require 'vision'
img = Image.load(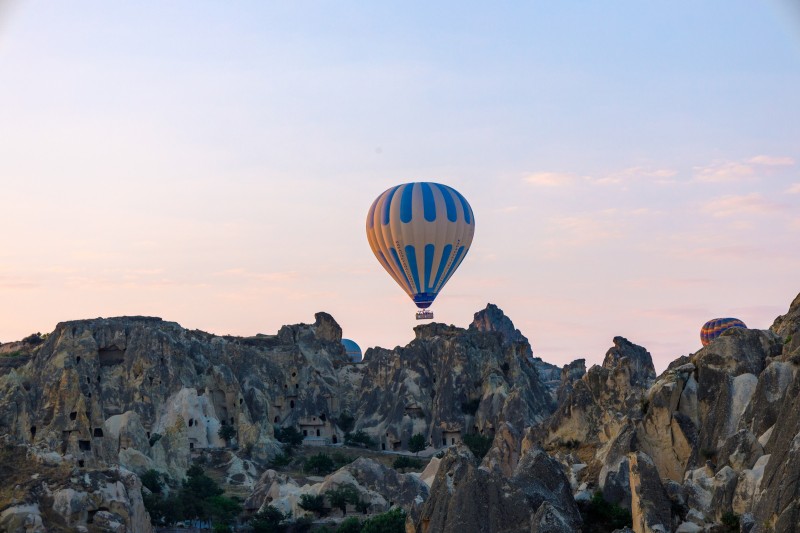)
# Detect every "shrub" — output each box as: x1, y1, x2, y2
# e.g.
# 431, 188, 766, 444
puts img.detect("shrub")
344, 430, 376, 449
336, 516, 362, 533
331, 451, 353, 468
392, 456, 422, 472
271, 453, 292, 467
462, 434, 492, 460
305, 453, 336, 476
275, 426, 304, 452
250, 505, 289, 533
218, 424, 236, 443
337, 412, 356, 433
721, 511, 740, 530
140, 469, 163, 494
408, 433, 426, 454
581, 491, 632, 530
298, 494, 327, 516
325, 484, 360, 516
360, 507, 406, 533
22, 333, 44, 345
